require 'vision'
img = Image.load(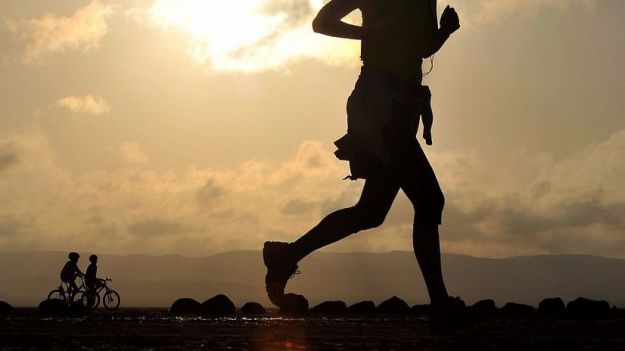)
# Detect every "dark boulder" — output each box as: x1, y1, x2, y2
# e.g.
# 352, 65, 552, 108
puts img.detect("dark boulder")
69, 300, 86, 314
38, 299, 70, 316
500, 302, 534, 317
0, 301, 13, 314
538, 297, 566, 318
280, 293, 309, 315
348, 301, 375, 314
310, 301, 348, 314
468, 299, 498, 317
411, 304, 431, 315
566, 297, 611, 319
376, 296, 410, 314
200, 294, 236, 316
170, 298, 201, 315
241, 302, 266, 315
